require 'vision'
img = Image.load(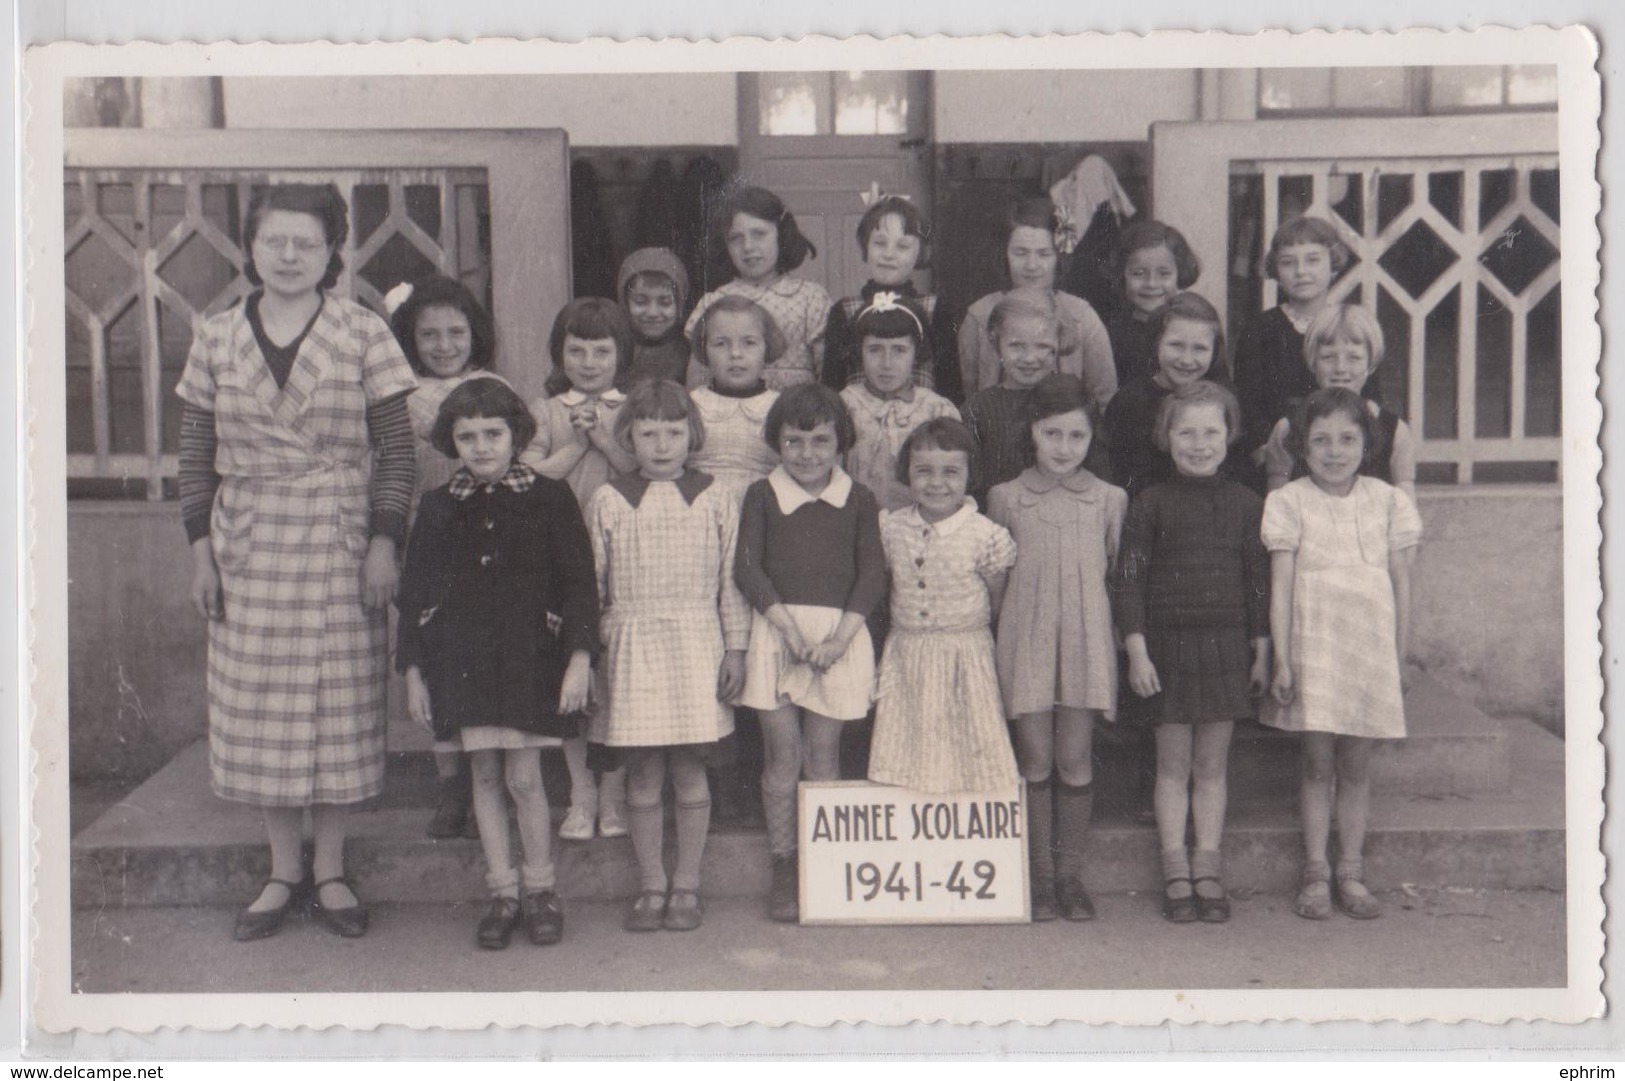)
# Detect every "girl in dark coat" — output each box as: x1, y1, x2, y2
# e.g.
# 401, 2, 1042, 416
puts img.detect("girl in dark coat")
397, 378, 599, 951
